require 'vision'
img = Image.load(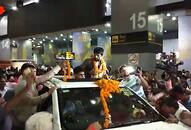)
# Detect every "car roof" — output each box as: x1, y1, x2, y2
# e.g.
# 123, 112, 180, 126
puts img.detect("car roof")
50, 78, 99, 89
